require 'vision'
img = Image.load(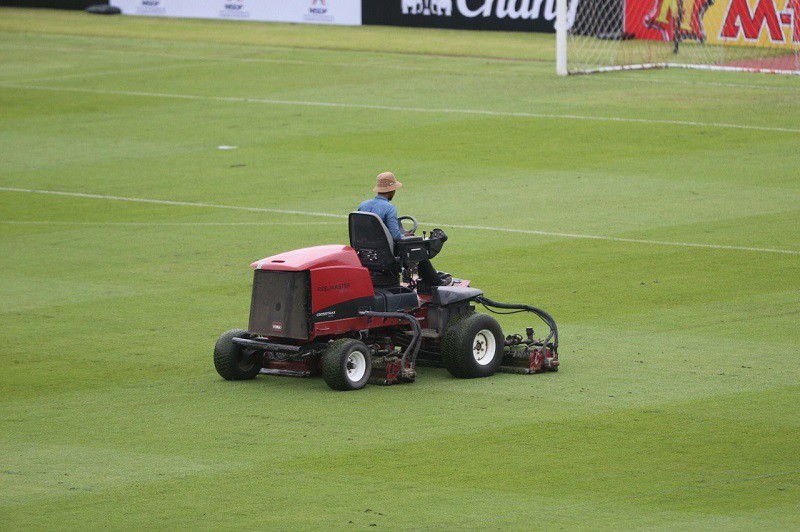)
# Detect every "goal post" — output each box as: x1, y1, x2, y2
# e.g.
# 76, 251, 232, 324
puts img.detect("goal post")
556, 0, 800, 75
